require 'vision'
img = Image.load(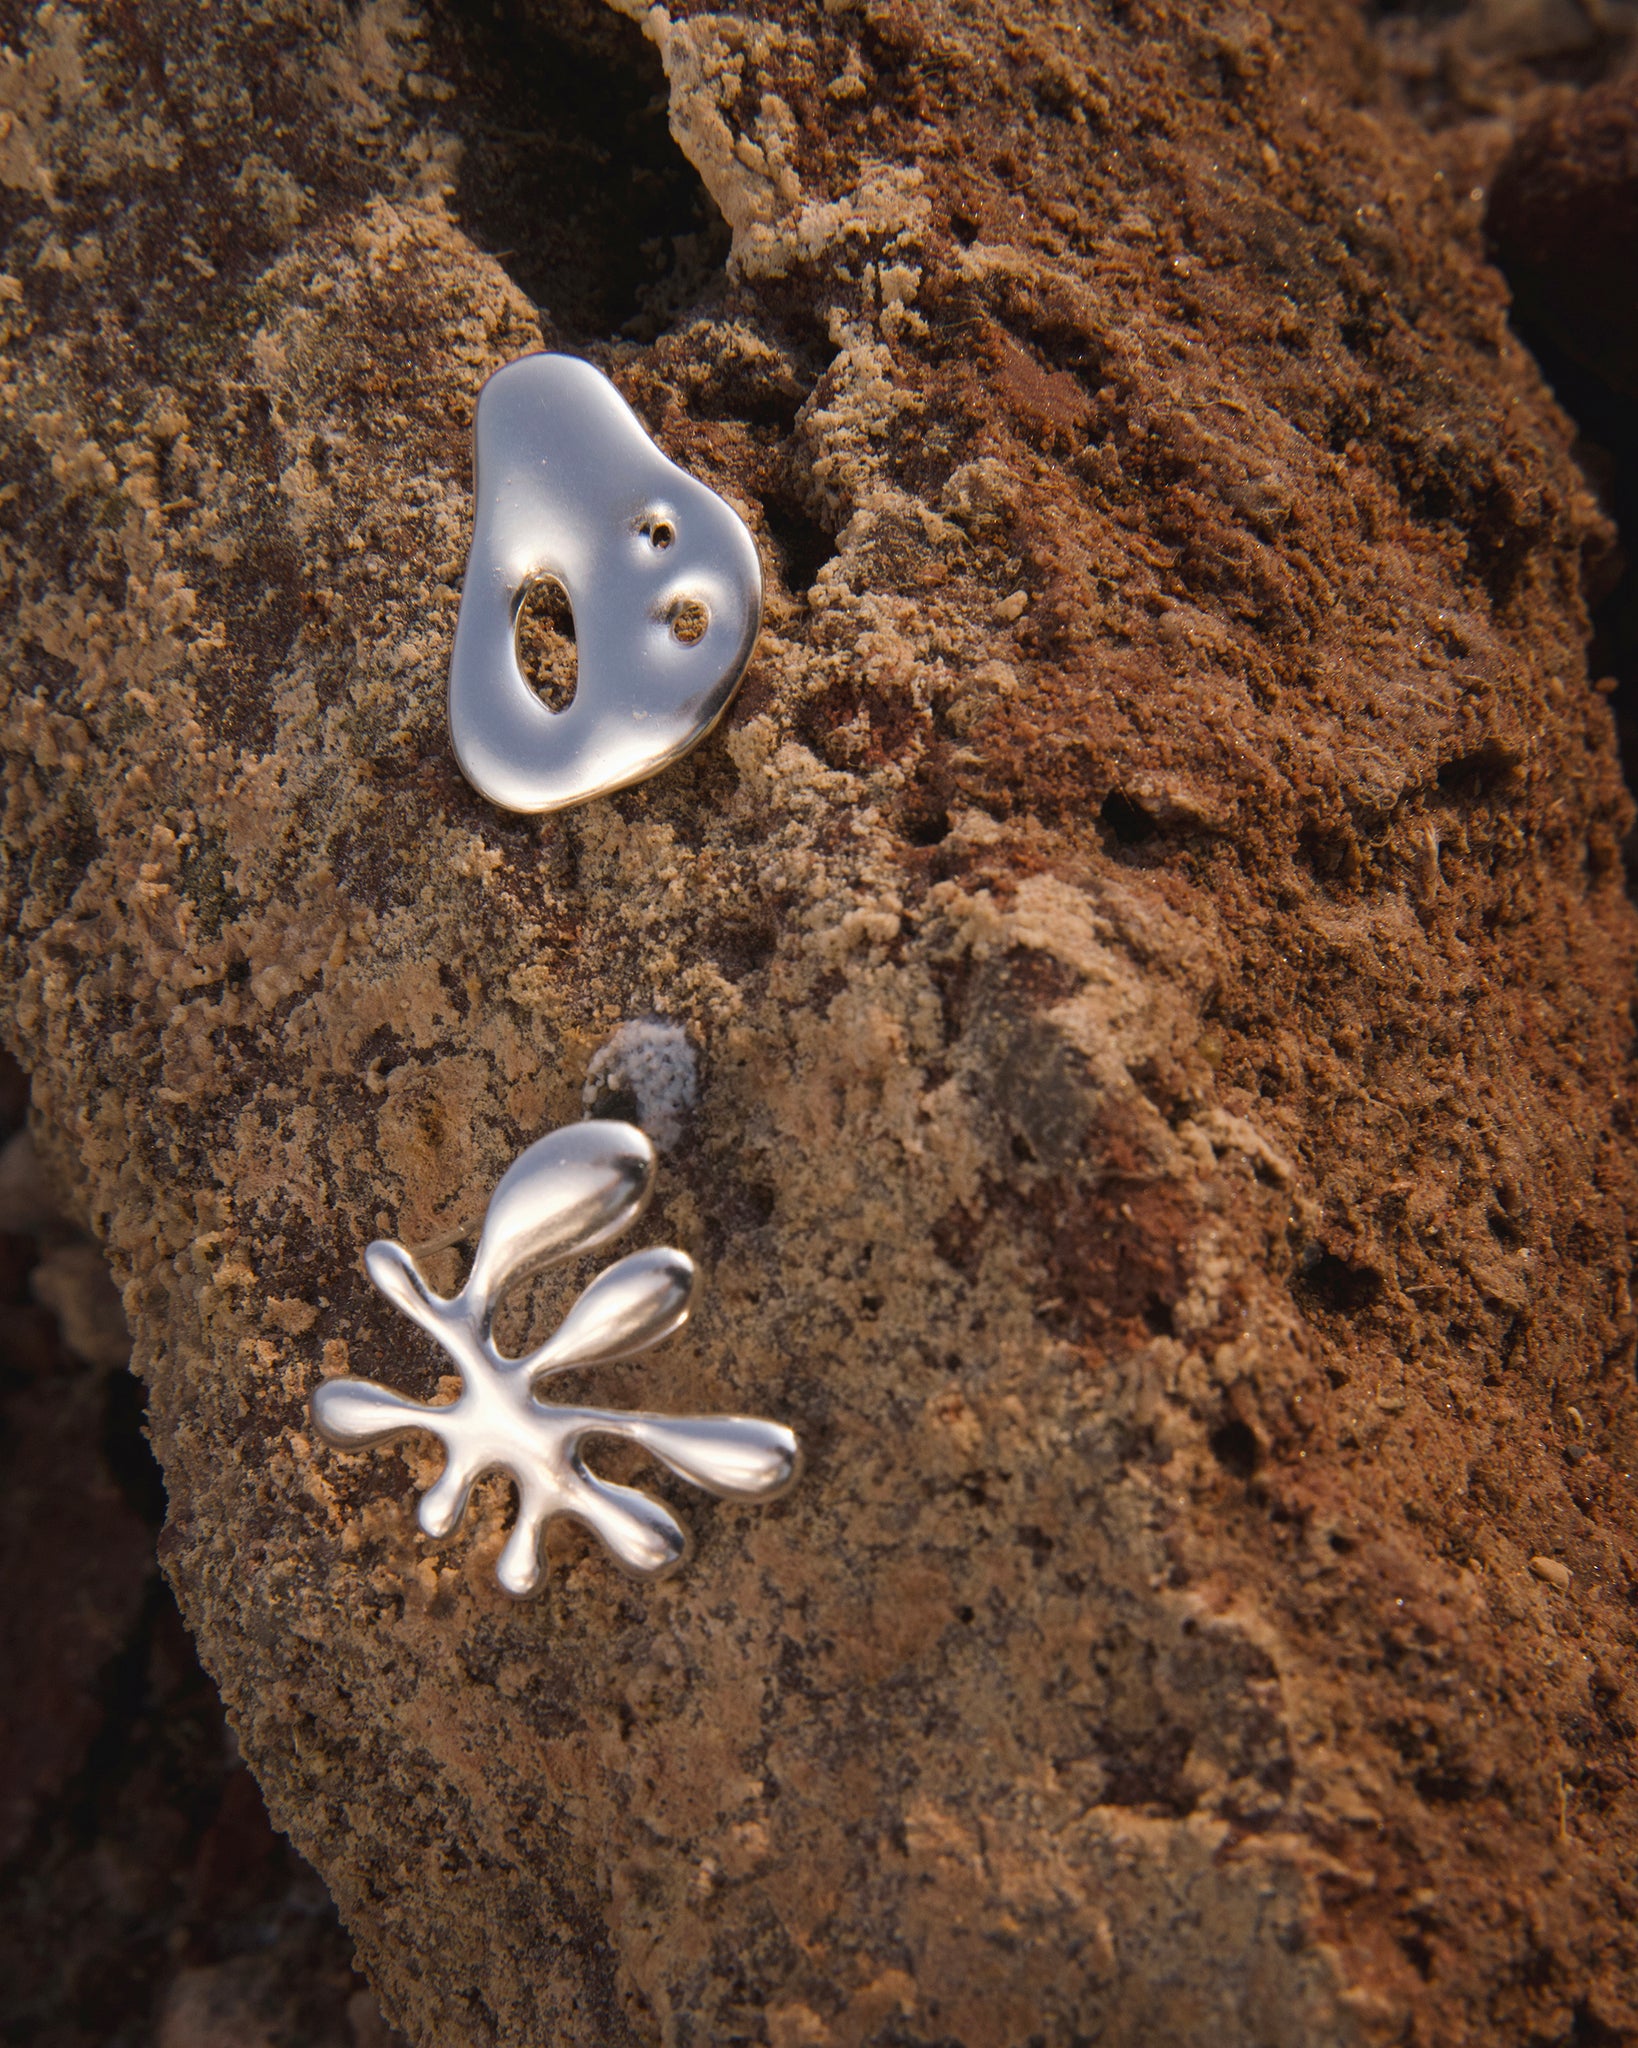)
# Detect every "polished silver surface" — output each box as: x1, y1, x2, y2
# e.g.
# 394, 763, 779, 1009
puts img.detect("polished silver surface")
312, 1121, 799, 1596
447, 353, 763, 814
